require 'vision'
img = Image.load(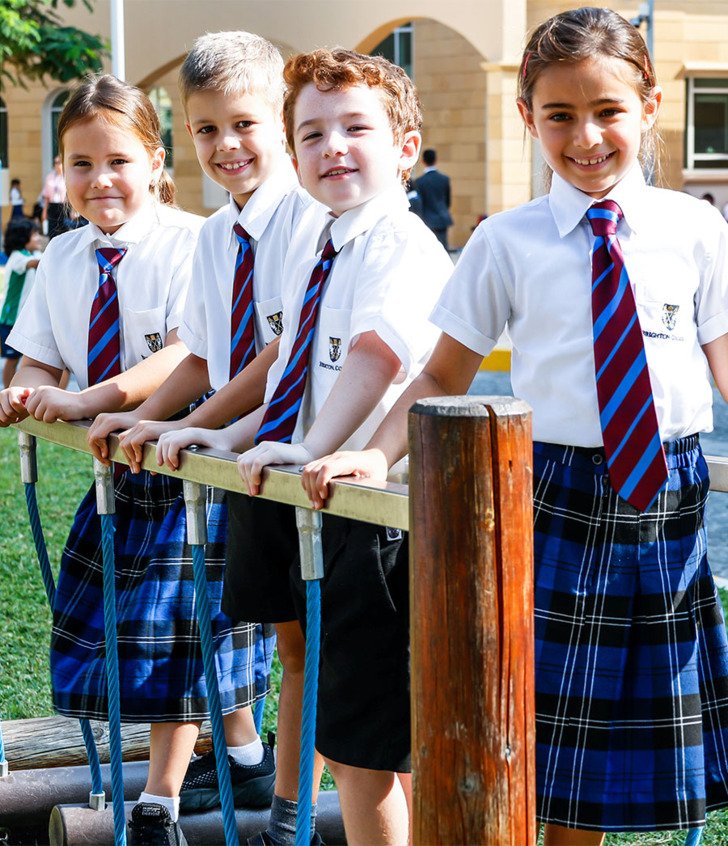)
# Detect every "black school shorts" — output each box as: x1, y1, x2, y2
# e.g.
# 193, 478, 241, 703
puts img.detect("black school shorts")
223, 493, 299, 624
292, 516, 411, 773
